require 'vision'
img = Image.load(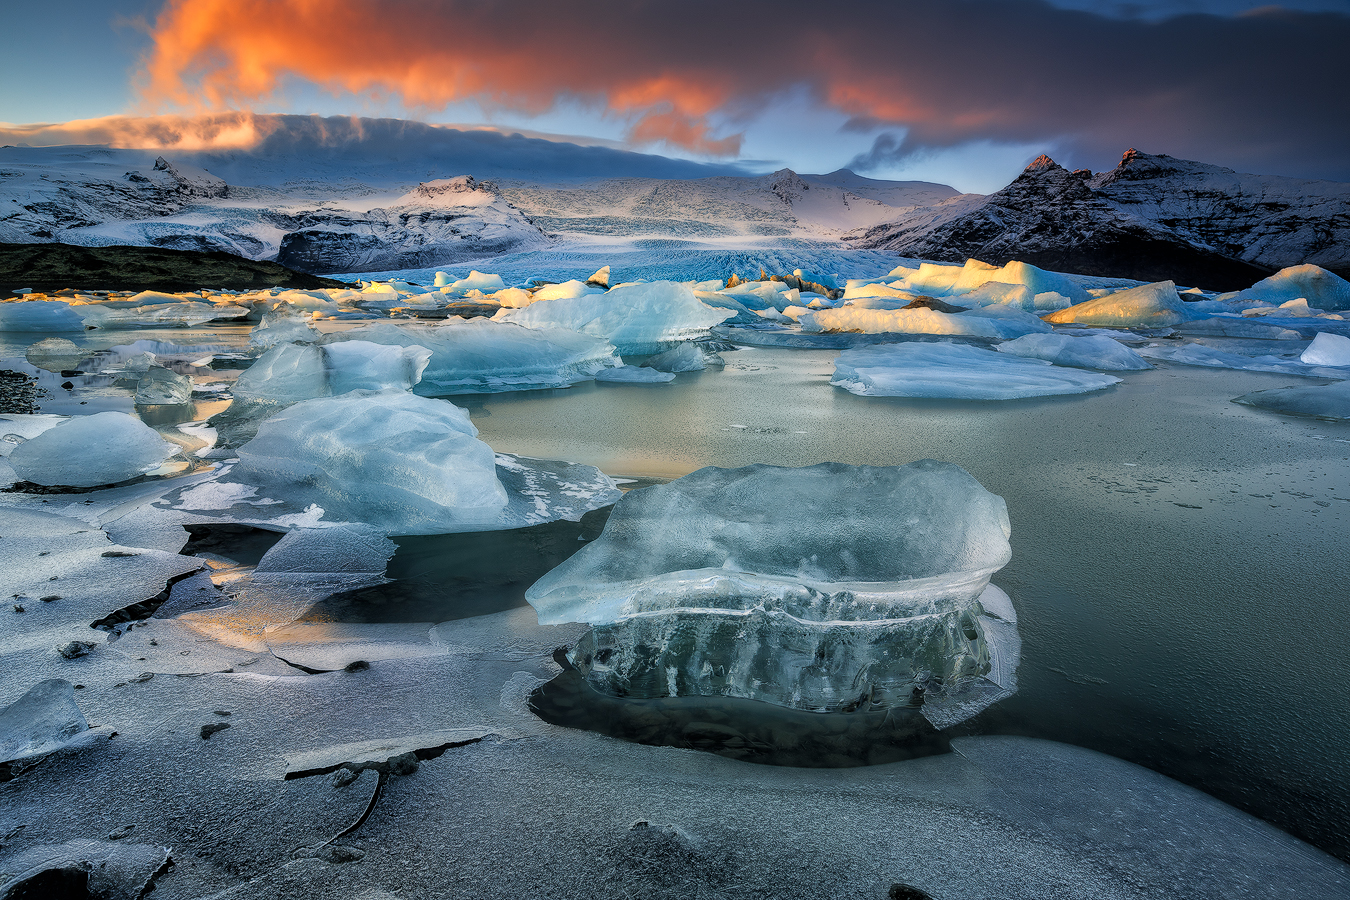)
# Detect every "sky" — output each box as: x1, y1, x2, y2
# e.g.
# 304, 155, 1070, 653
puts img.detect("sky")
2, 0, 1348, 193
